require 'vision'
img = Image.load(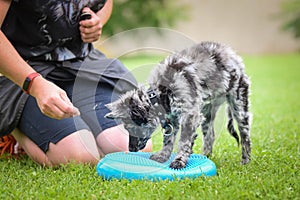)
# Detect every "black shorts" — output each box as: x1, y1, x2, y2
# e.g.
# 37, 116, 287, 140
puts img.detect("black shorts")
18, 78, 122, 153
17, 50, 137, 153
